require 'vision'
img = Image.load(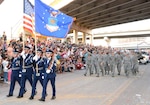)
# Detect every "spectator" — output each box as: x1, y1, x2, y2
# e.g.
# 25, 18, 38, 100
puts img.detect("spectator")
2, 56, 9, 83
2, 31, 7, 42
0, 56, 3, 80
